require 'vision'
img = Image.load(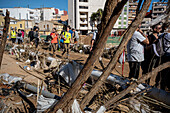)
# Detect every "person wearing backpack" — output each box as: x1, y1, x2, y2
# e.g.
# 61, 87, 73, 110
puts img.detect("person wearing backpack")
61, 26, 72, 58
154, 23, 170, 90
127, 25, 149, 79
142, 24, 162, 77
